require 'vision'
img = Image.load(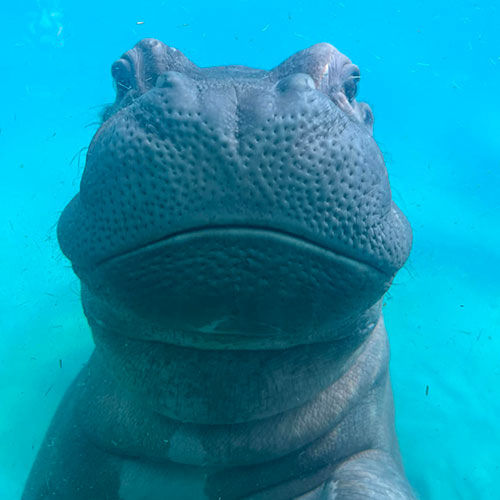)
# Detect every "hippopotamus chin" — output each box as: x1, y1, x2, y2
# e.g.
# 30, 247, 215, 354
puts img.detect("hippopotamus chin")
23, 39, 414, 499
